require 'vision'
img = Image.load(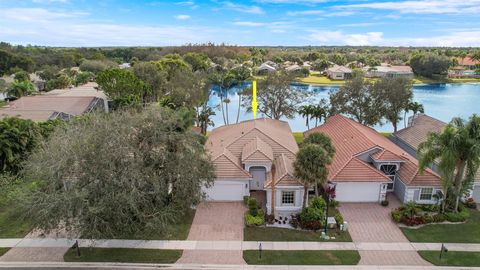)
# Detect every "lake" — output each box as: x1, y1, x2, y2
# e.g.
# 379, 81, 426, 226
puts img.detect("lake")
207, 83, 480, 132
